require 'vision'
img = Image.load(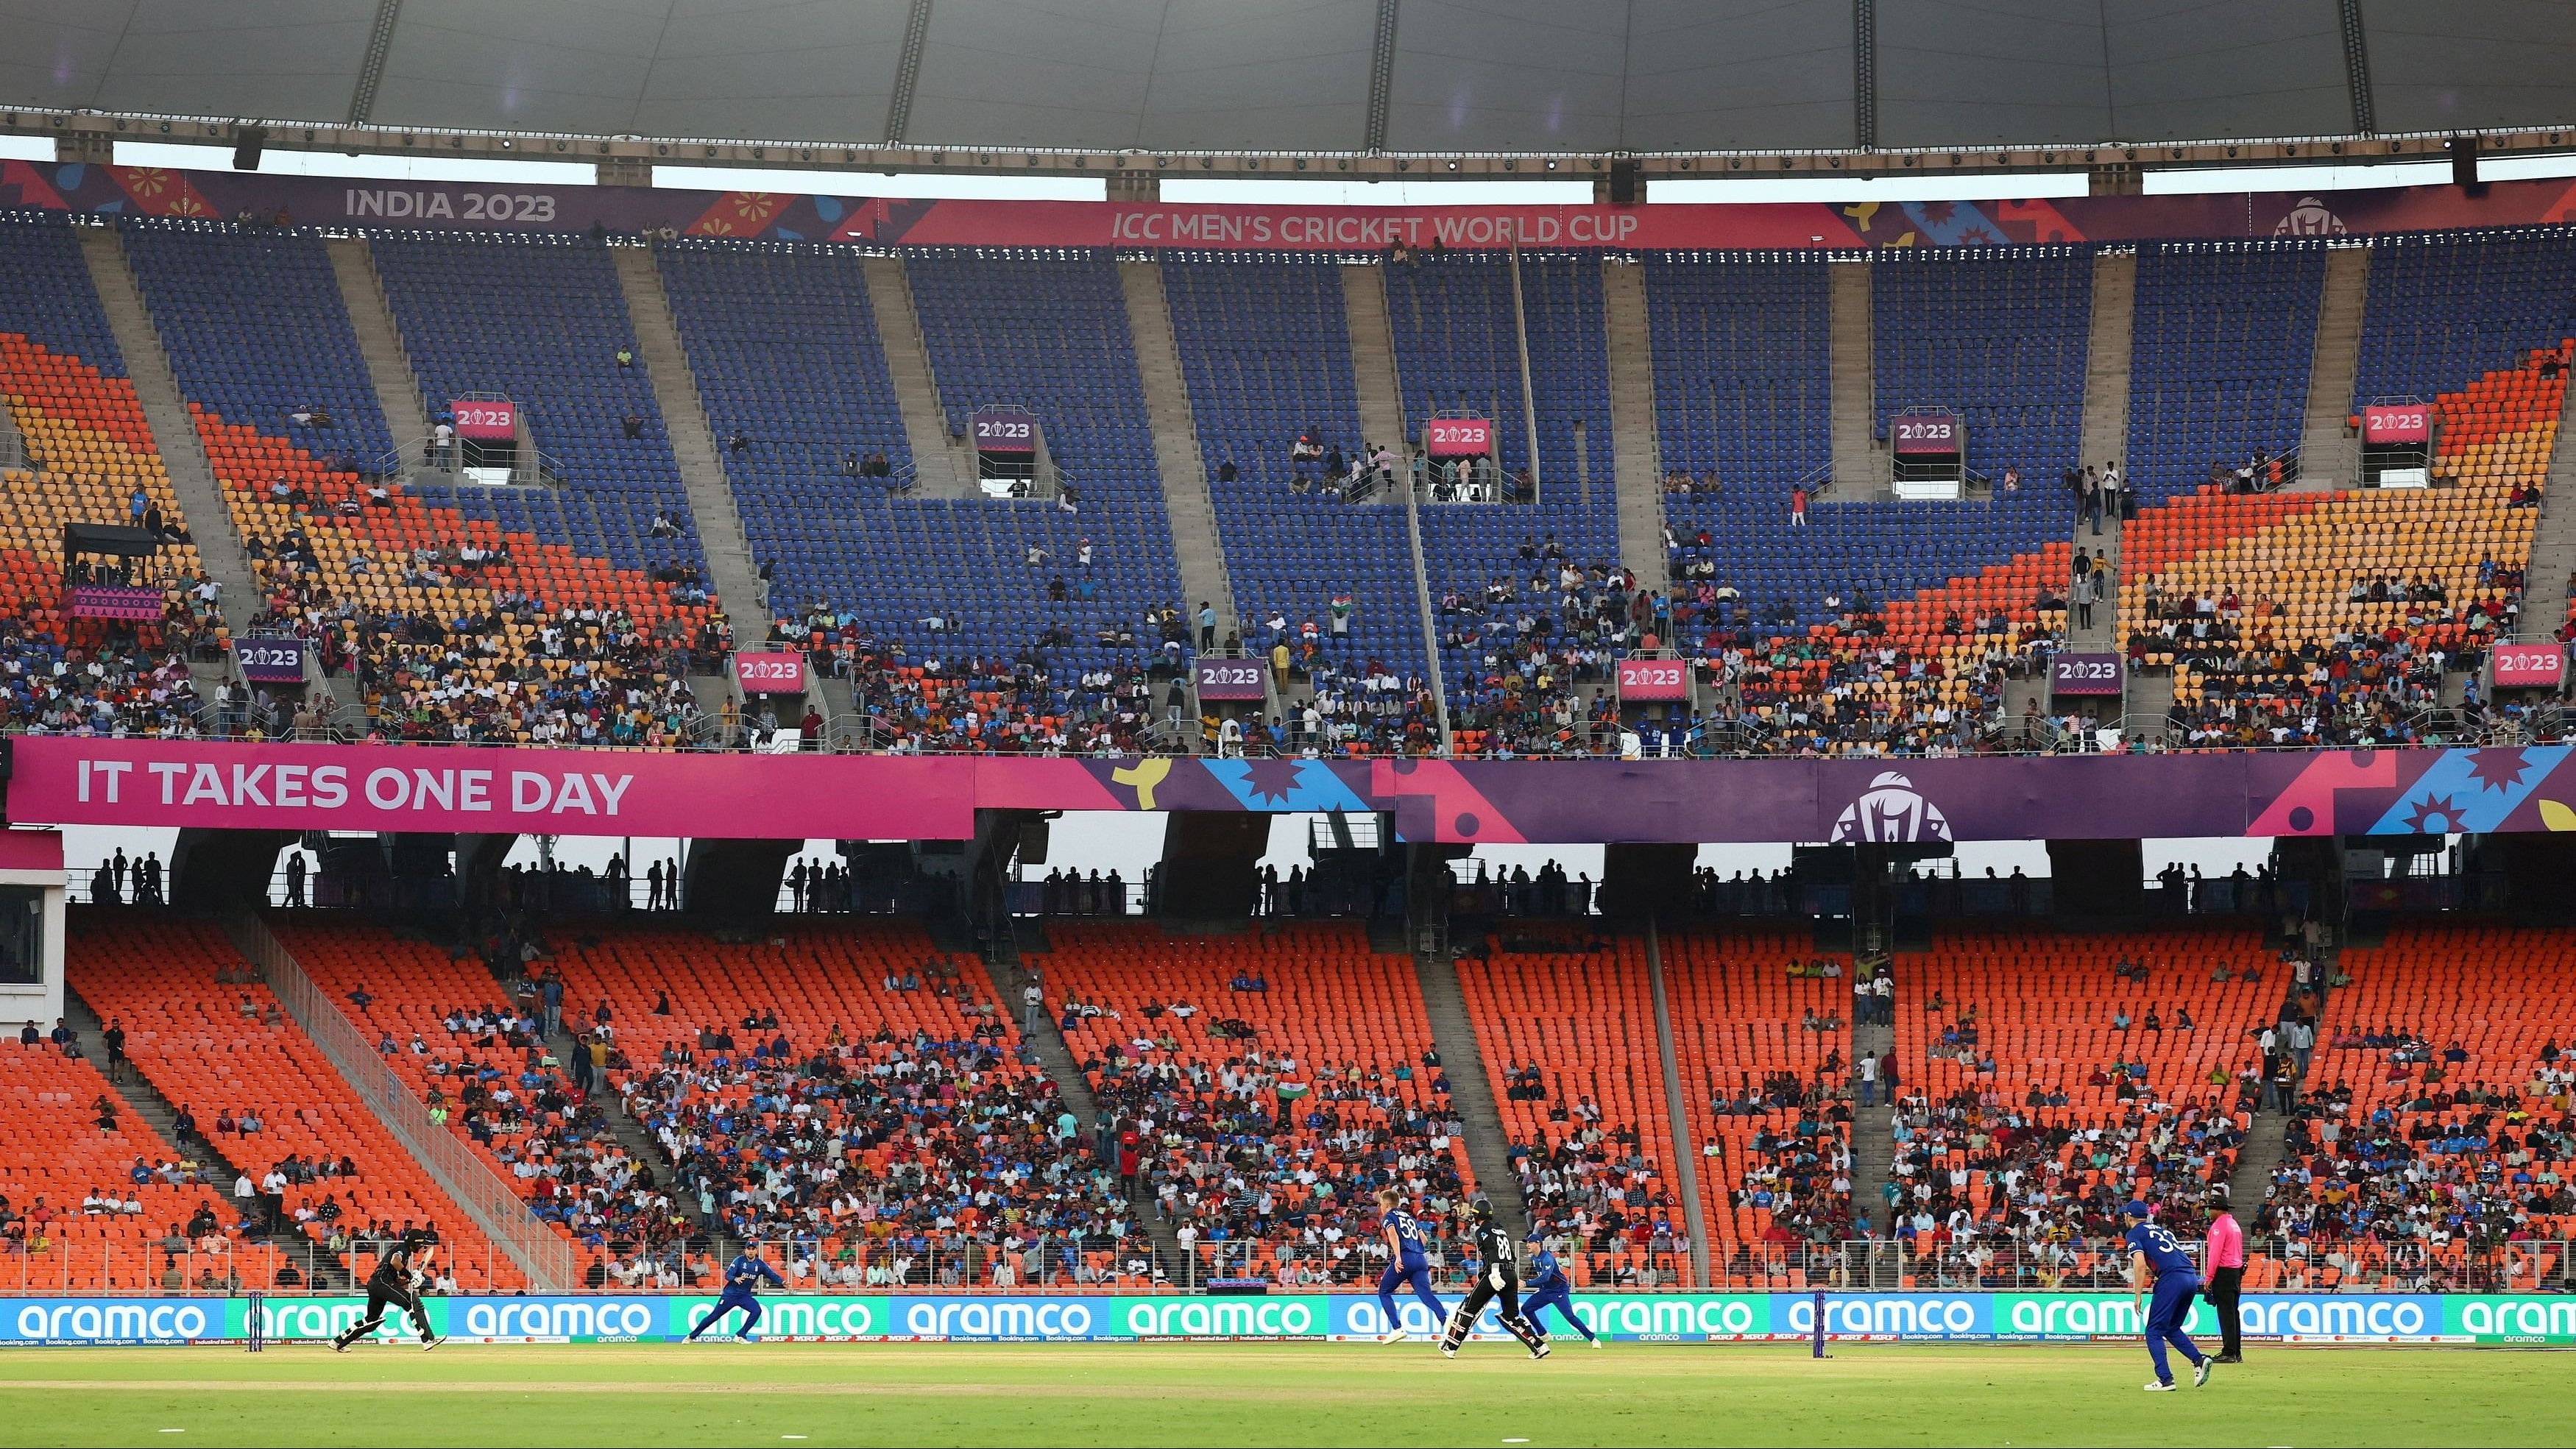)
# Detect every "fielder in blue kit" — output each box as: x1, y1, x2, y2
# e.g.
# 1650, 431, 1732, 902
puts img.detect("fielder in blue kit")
2125, 1202, 2213, 1392
1373, 1186, 1447, 1343
687, 1250, 786, 1341
1520, 1233, 1600, 1346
